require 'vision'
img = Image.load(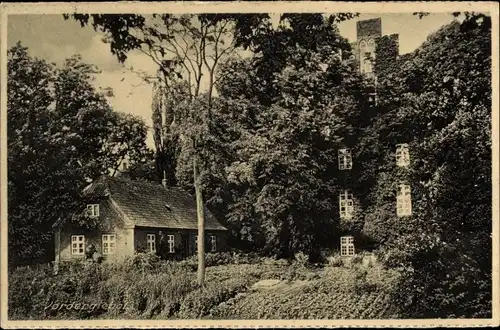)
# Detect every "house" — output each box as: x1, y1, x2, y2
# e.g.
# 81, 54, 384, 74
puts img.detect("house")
53, 175, 228, 262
